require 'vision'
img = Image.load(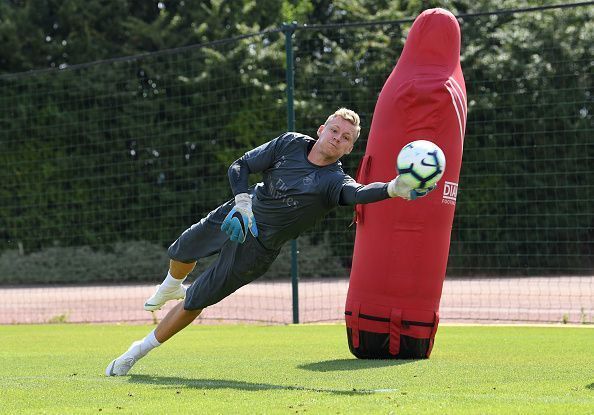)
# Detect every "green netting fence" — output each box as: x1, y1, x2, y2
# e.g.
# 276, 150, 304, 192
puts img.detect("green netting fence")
0, 3, 592, 324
